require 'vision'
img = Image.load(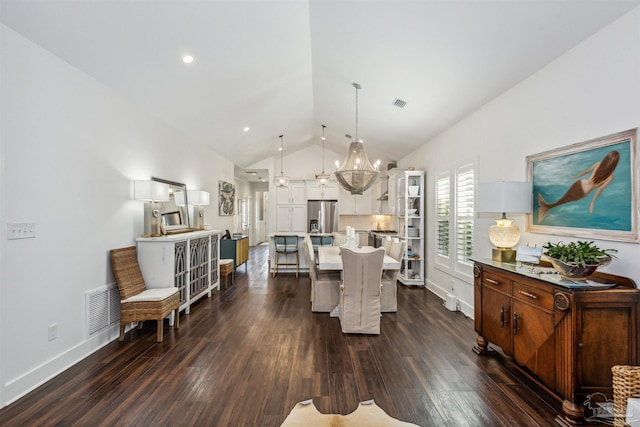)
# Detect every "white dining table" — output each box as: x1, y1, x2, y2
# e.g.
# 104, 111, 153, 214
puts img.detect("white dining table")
317, 245, 400, 317
317, 246, 401, 271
